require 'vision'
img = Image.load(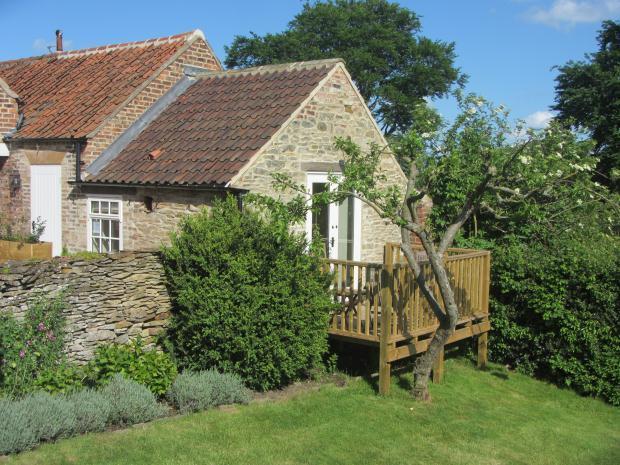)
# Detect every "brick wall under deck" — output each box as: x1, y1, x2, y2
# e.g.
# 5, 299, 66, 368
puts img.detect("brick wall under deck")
233, 67, 406, 263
